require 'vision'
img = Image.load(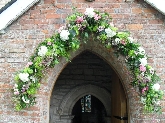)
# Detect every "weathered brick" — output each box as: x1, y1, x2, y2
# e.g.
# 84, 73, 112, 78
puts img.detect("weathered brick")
127, 24, 143, 30
132, 8, 142, 14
